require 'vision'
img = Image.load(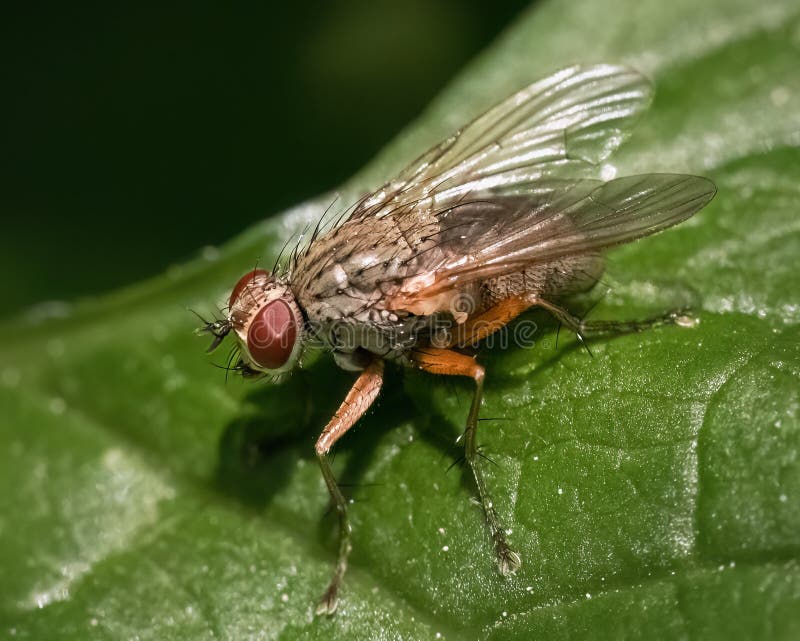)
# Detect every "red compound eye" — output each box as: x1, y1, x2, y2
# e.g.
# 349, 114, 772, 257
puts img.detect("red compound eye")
246, 299, 297, 369
229, 269, 269, 308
